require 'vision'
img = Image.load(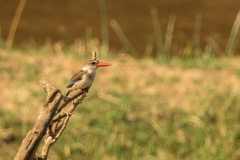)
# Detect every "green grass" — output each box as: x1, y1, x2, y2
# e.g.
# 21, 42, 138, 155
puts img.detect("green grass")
2, 3, 240, 159
1, 46, 240, 159
1, 9, 240, 158
48, 88, 240, 160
